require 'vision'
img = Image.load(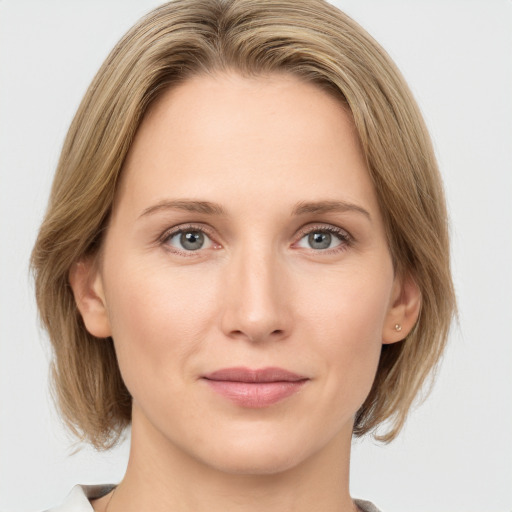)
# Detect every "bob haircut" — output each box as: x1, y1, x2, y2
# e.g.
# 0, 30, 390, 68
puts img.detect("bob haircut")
32, 0, 456, 449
